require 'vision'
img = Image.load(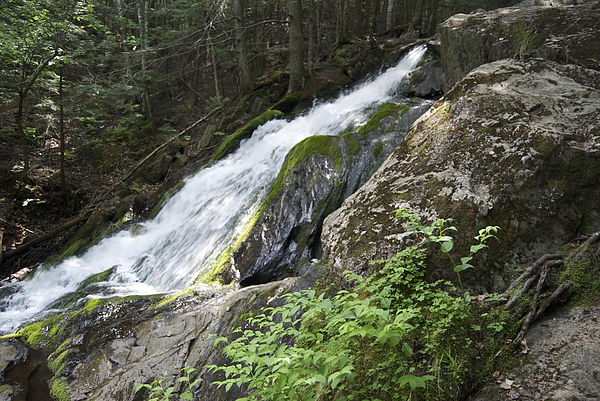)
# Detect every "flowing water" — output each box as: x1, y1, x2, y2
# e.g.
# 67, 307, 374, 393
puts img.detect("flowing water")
0, 45, 427, 334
